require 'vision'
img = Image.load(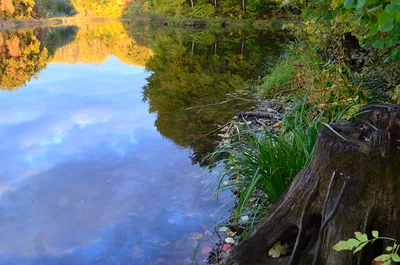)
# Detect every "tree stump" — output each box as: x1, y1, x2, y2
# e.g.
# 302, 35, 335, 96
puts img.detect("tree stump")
224, 104, 400, 265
